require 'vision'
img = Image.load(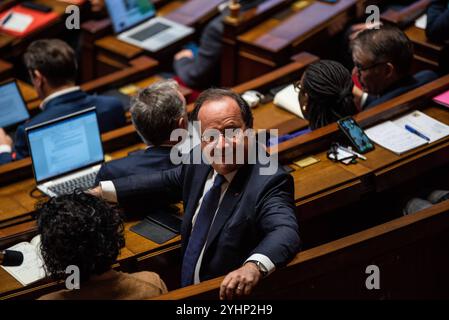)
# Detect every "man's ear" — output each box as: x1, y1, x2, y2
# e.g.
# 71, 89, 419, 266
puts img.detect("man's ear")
384, 62, 395, 79
32, 70, 45, 86
178, 115, 188, 129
